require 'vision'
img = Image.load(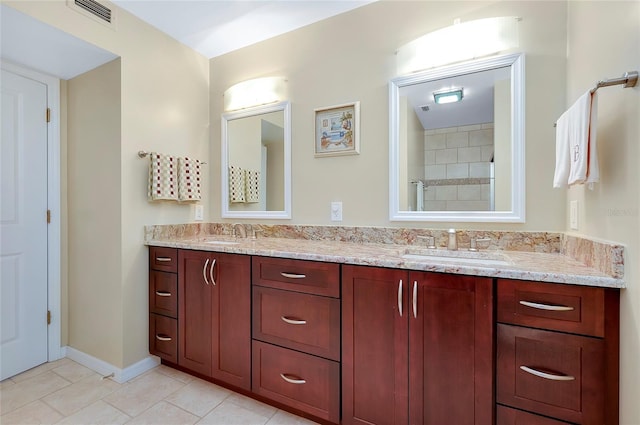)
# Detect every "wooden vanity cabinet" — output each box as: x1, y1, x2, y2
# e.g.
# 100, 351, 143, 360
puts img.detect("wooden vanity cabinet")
251, 257, 341, 423
496, 278, 620, 425
342, 265, 493, 425
149, 247, 178, 363
178, 249, 251, 390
